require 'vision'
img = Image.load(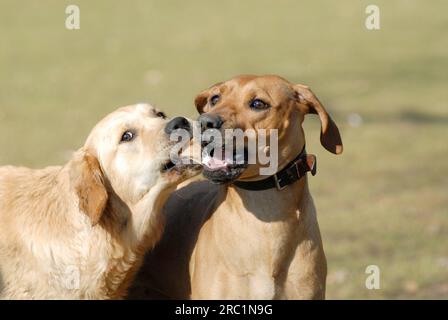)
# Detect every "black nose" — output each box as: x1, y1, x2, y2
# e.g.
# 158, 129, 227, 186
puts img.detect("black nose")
198, 114, 223, 131
164, 117, 191, 135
